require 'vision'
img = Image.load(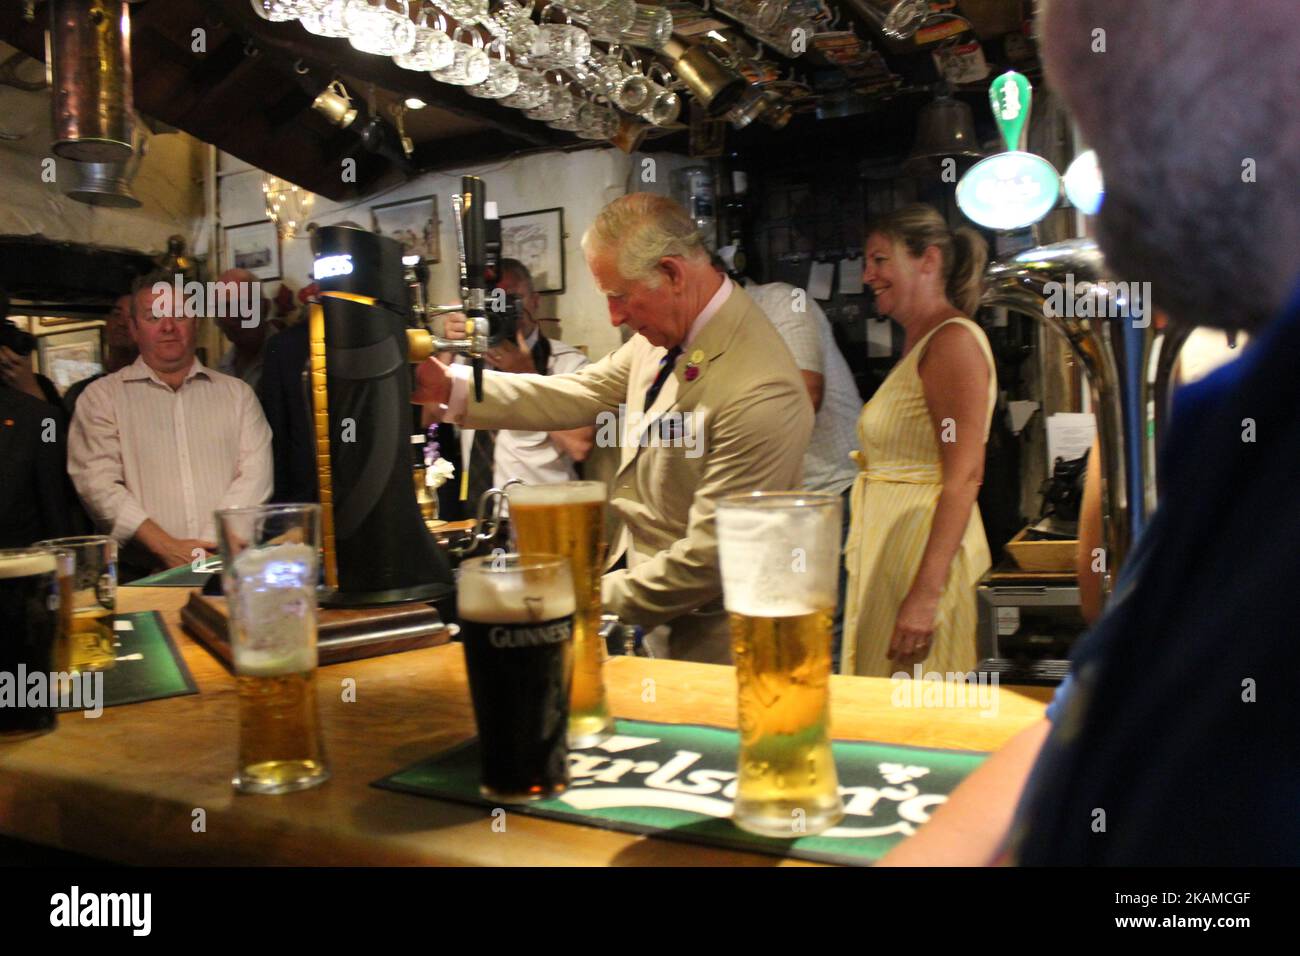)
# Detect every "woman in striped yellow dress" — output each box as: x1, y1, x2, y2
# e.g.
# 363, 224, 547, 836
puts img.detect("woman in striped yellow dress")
843, 205, 996, 678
